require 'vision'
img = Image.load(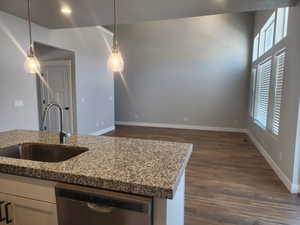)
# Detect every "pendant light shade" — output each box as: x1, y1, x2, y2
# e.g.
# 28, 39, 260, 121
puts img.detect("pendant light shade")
107, 50, 124, 73
25, 0, 40, 74
24, 55, 41, 74
108, 0, 124, 73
